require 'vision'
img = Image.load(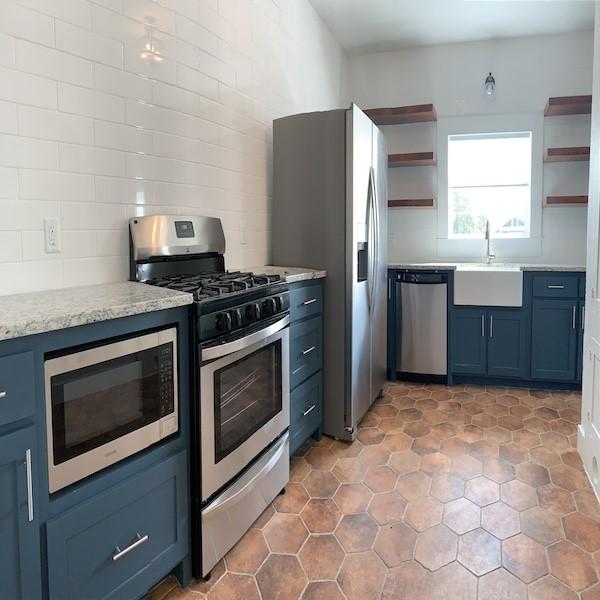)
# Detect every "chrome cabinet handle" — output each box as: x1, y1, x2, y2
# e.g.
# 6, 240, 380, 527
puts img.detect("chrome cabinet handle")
112, 533, 149, 562
0, 391, 6, 399
303, 404, 316, 416
547, 285, 565, 289
25, 449, 33, 522
572, 305, 576, 329
489, 315, 493, 338
302, 346, 316, 356
303, 298, 317, 306
481, 314, 485, 337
